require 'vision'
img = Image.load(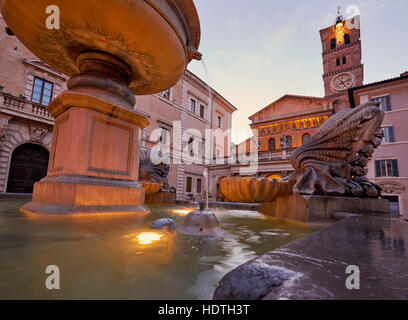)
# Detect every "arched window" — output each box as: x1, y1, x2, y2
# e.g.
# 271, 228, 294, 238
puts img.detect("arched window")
343, 56, 347, 64
268, 138, 276, 151
344, 34, 350, 45
330, 38, 336, 50
286, 136, 293, 148
302, 133, 311, 145
336, 58, 340, 66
